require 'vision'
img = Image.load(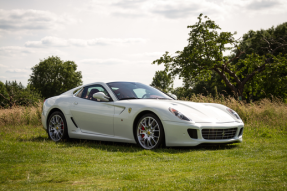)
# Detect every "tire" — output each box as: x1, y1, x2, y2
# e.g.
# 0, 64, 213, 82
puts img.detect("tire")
134, 113, 165, 150
47, 111, 69, 142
